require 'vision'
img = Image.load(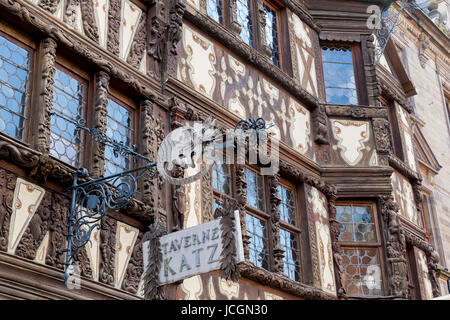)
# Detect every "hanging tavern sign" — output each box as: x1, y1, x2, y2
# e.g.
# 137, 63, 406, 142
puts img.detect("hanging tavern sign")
143, 210, 244, 285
